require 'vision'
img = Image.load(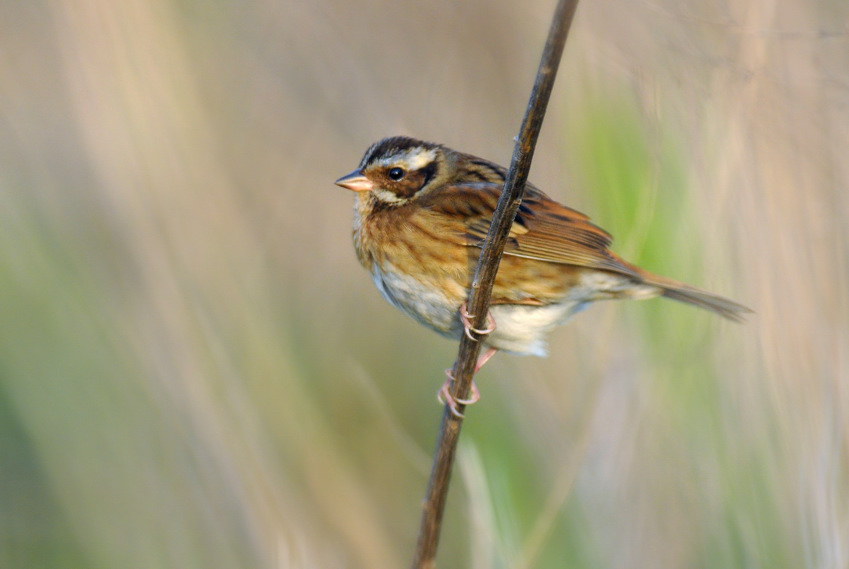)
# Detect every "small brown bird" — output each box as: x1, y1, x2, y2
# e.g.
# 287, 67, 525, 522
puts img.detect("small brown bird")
336, 136, 749, 414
